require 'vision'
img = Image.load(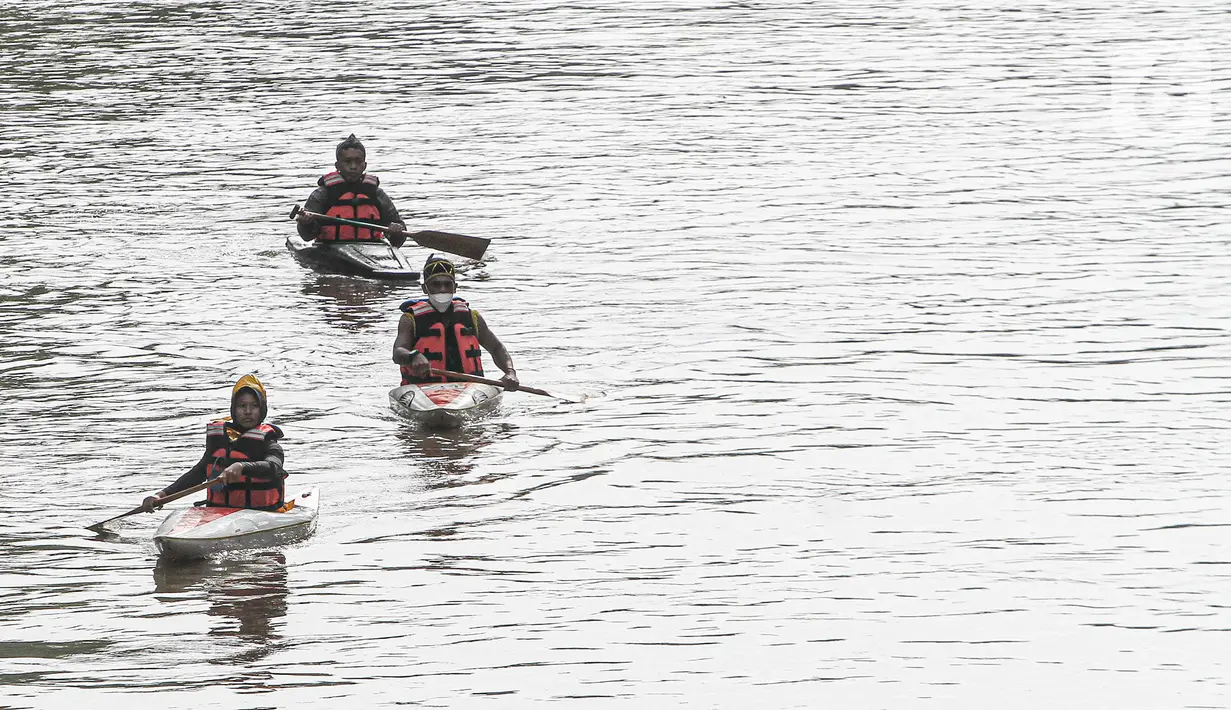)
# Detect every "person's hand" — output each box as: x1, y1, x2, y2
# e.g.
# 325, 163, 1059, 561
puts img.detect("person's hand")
141, 493, 166, 513
220, 463, 245, 484
410, 352, 430, 378
386, 222, 410, 247
499, 370, 520, 392
295, 212, 317, 227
